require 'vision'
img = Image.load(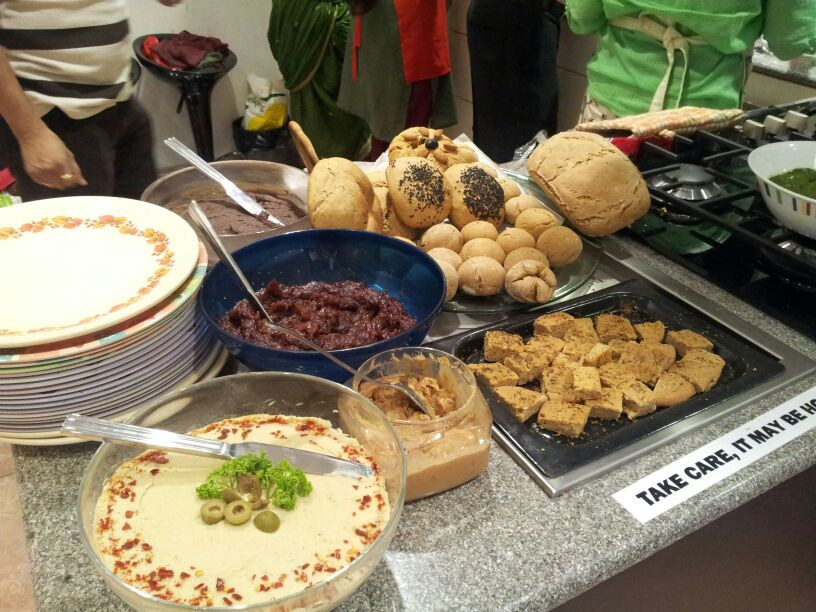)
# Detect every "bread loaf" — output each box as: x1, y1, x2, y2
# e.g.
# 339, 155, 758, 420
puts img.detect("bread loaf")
445, 163, 505, 229
308, 158, 382, 231
527, 131, 650, 236
387, 157, 452, 229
